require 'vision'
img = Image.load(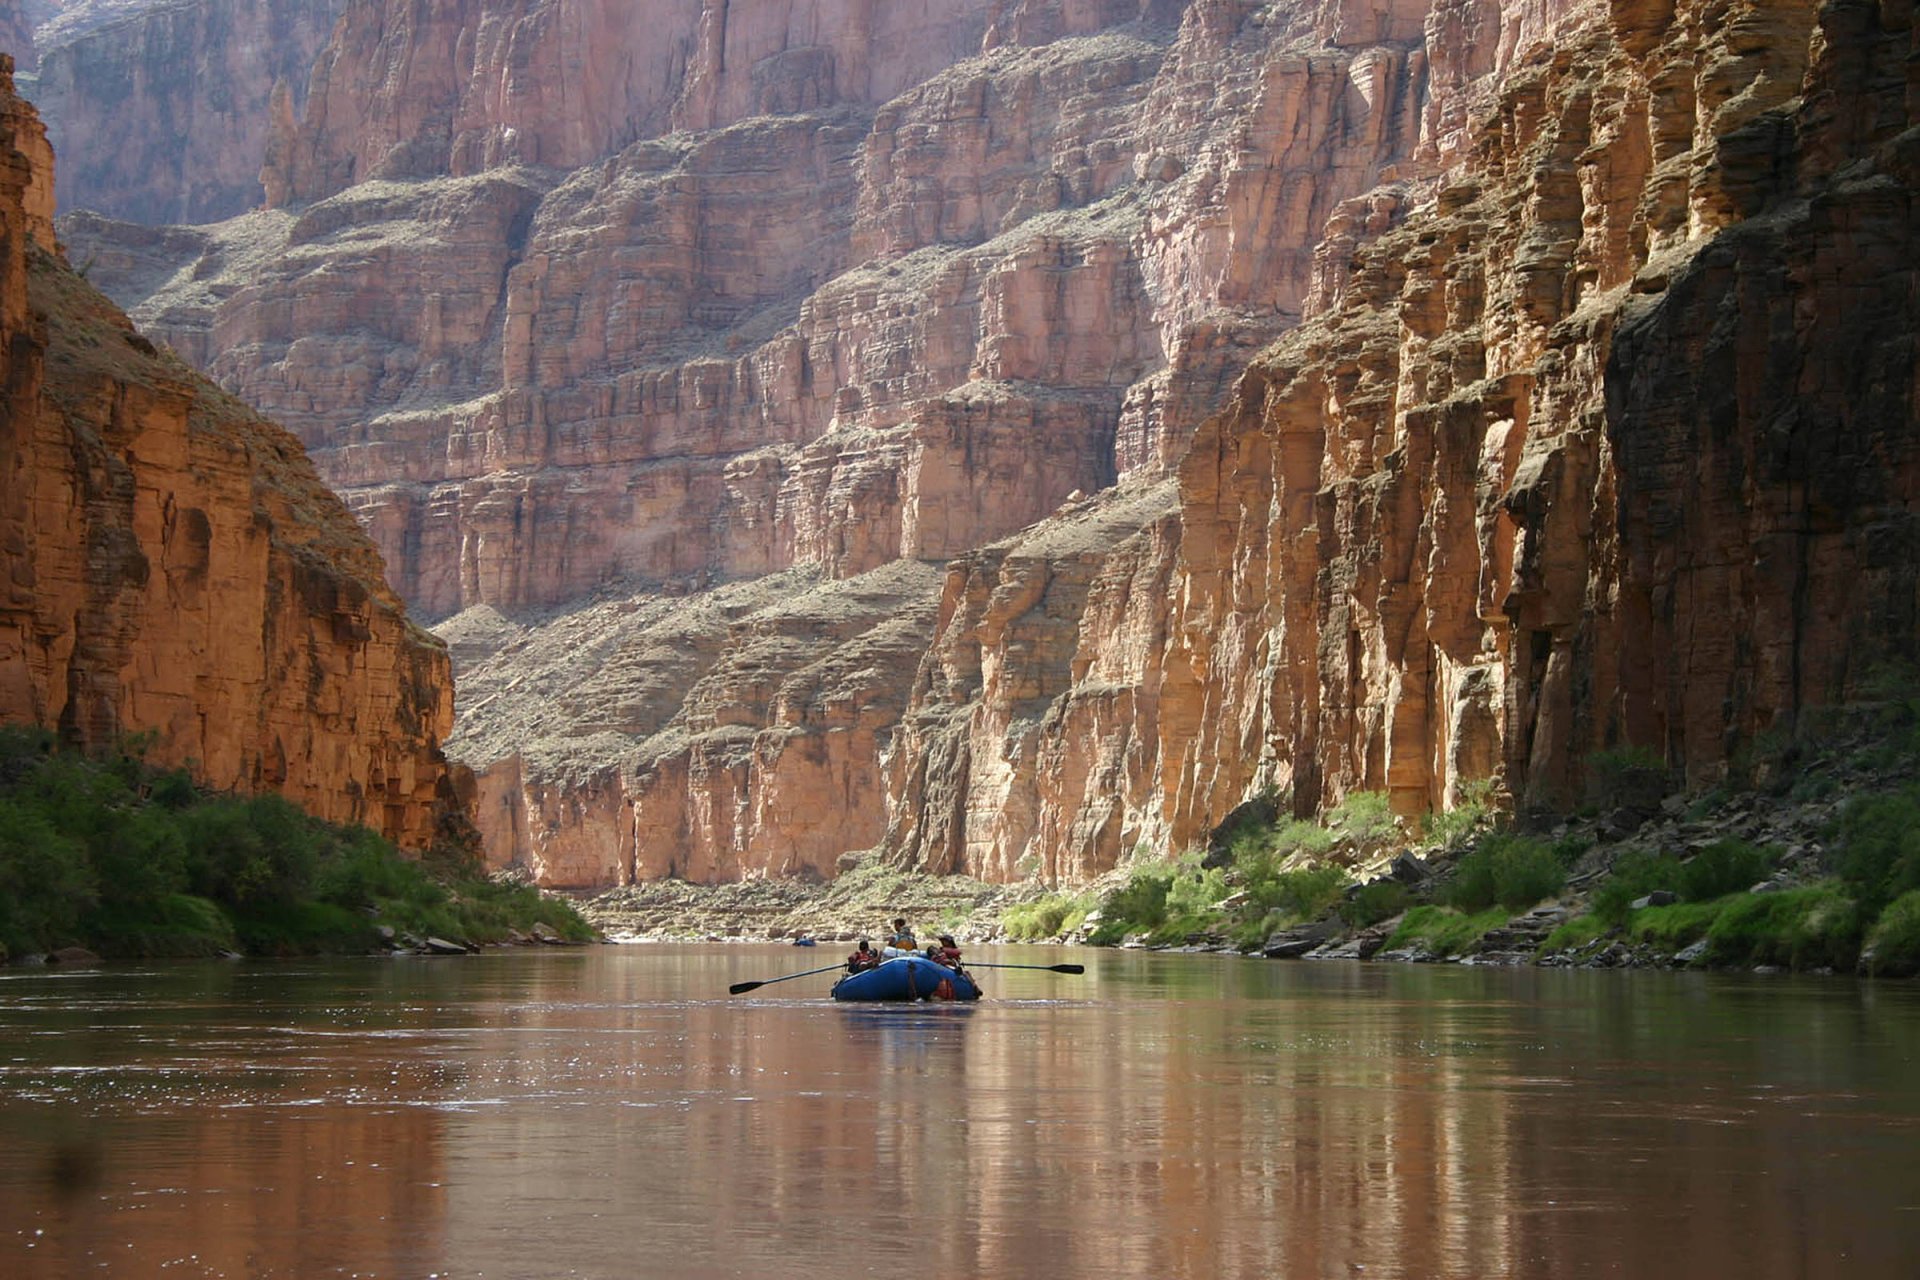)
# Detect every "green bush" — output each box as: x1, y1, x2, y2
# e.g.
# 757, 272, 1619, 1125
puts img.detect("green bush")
1677, 839, 1772, 903
1541, 913, 1611, 952
1446, 834, 1566, 912
1863, 890, 1920, 978
1002, 893, 1089, 941
1340, 878, 1410, 928
1705, 885, 1864, 971
1329, 791, 1395, 842
1383, 905, 1508, 956
0, 732, 595, 957
1423, 779, 1495, 851
1591, 850, 1686, 925
0, 800, 97, 955
1589, 744, 1669, 809
1628, 900, 1726, 950
85, 893, 237, 958
1253, 866, 1346, 921
1835, 789, 1920, 912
